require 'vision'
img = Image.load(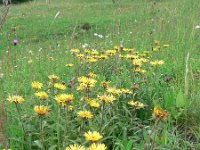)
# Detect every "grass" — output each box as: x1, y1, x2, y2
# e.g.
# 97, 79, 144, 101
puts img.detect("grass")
0, 0, 200, 149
